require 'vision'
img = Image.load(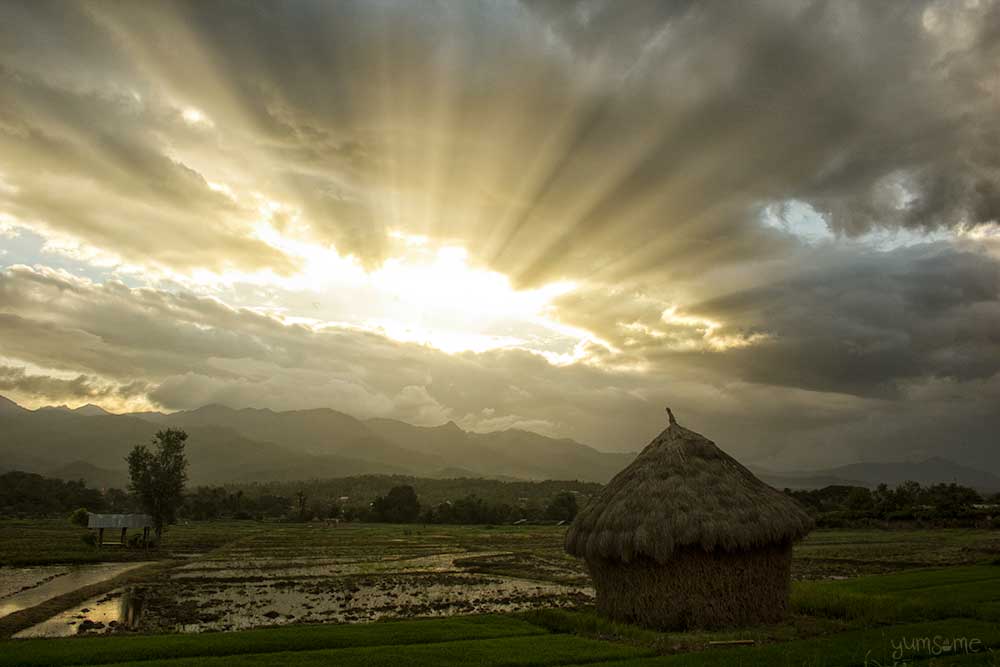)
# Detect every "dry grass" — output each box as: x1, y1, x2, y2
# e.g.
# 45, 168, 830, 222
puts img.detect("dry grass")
565, 420, 812, 564
586, 542, 793, 630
